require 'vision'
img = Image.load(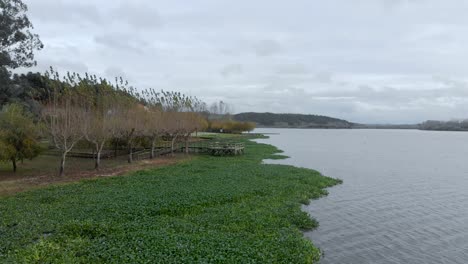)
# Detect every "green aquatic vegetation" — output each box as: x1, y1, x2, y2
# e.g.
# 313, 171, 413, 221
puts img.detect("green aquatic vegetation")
266, 154, 290, 160
0, 136, 340, 263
